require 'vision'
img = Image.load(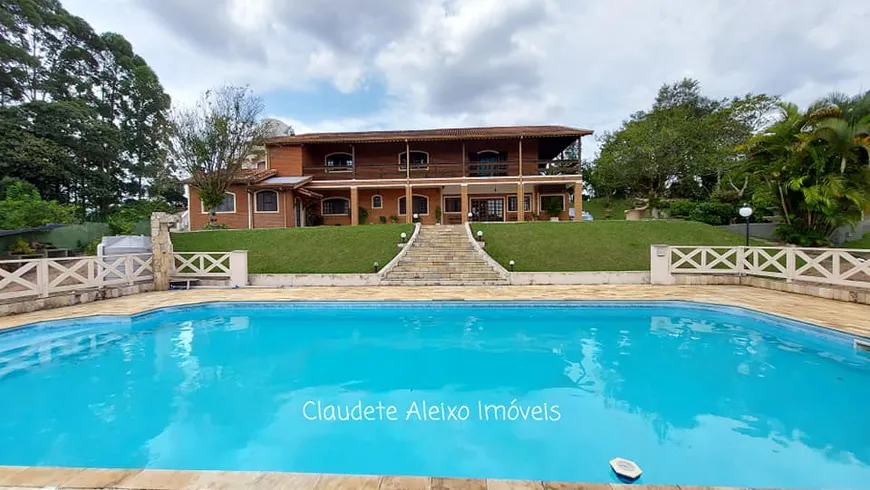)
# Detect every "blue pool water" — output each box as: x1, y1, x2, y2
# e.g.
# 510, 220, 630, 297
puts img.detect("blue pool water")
0, 301, 868, 489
